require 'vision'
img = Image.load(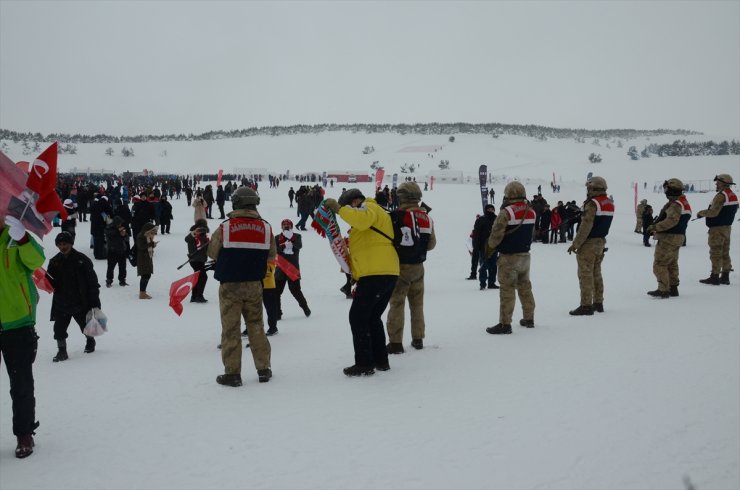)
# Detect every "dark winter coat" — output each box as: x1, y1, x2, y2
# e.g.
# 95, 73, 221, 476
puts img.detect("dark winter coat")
473, 212, 496, 251
136, 223, 157, 276
275, 231, 302, 281
47, 248, 101, 320
185, 222, 209, 264
159, 200, 173, 225
131, 200, 155, 236
105, 218, 130, 257
113, 200, 132, 235
90, 198, 112, 235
